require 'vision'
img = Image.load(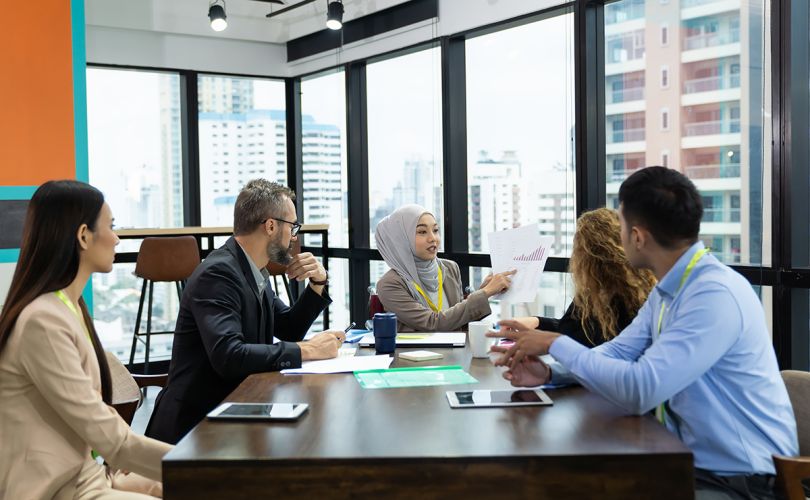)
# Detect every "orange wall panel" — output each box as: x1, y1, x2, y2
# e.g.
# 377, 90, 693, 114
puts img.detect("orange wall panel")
0, 1, 76, 184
